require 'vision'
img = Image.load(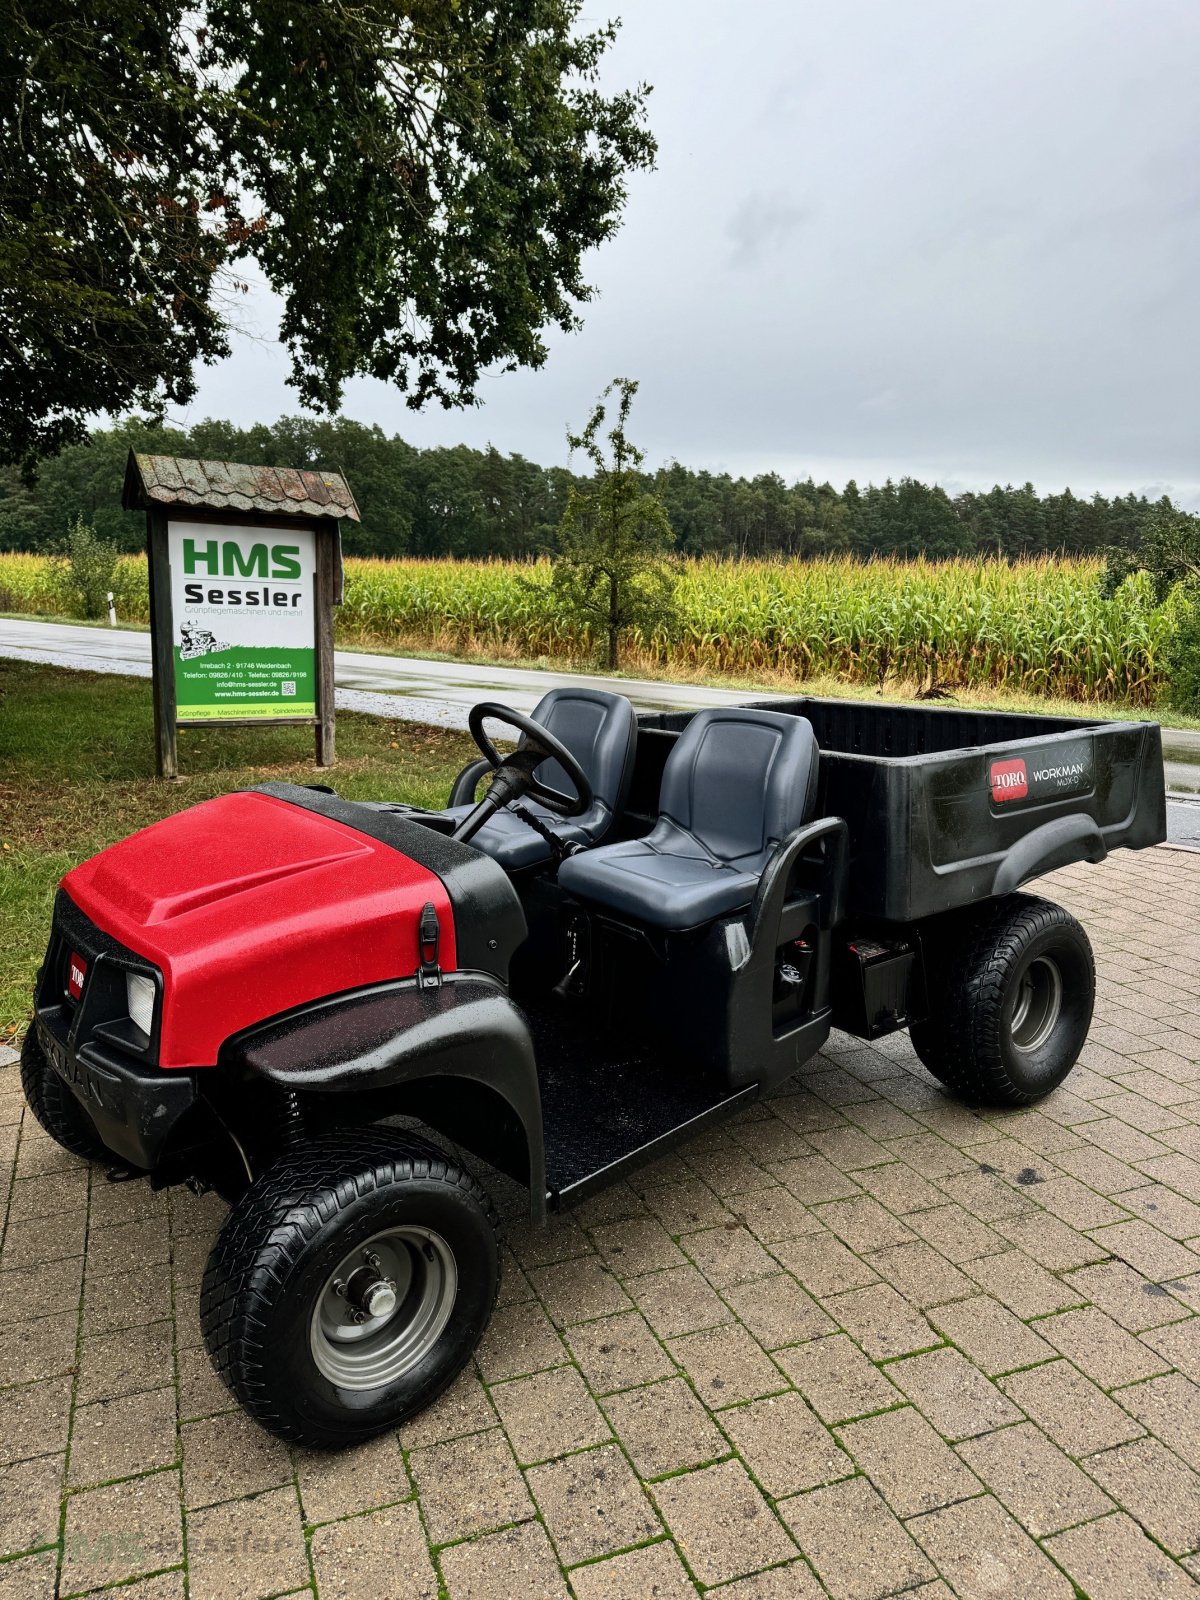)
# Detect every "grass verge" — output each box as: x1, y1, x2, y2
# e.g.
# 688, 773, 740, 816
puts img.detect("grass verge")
0, 660, 476, 1034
